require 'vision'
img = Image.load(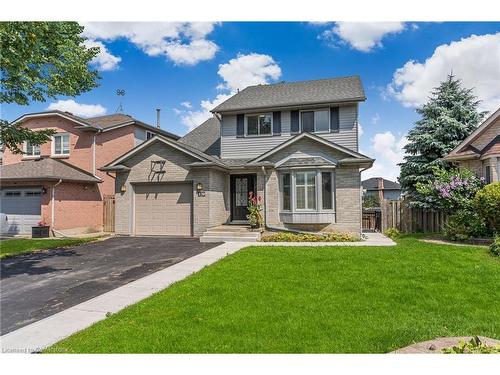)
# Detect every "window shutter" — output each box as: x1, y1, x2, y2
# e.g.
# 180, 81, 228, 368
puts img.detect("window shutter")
291, 110, 300, 134
330, 107, 339, 132
236, 114, 244, 138
272, 111, 281, 135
